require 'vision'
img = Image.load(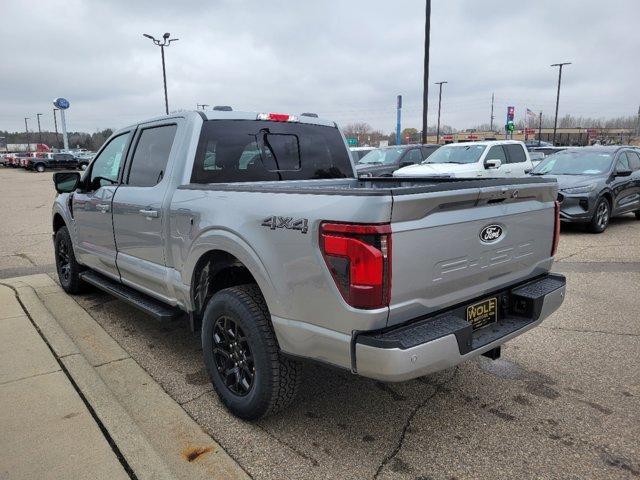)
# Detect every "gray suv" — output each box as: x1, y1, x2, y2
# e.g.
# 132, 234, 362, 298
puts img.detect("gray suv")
531, 146, 640, 232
